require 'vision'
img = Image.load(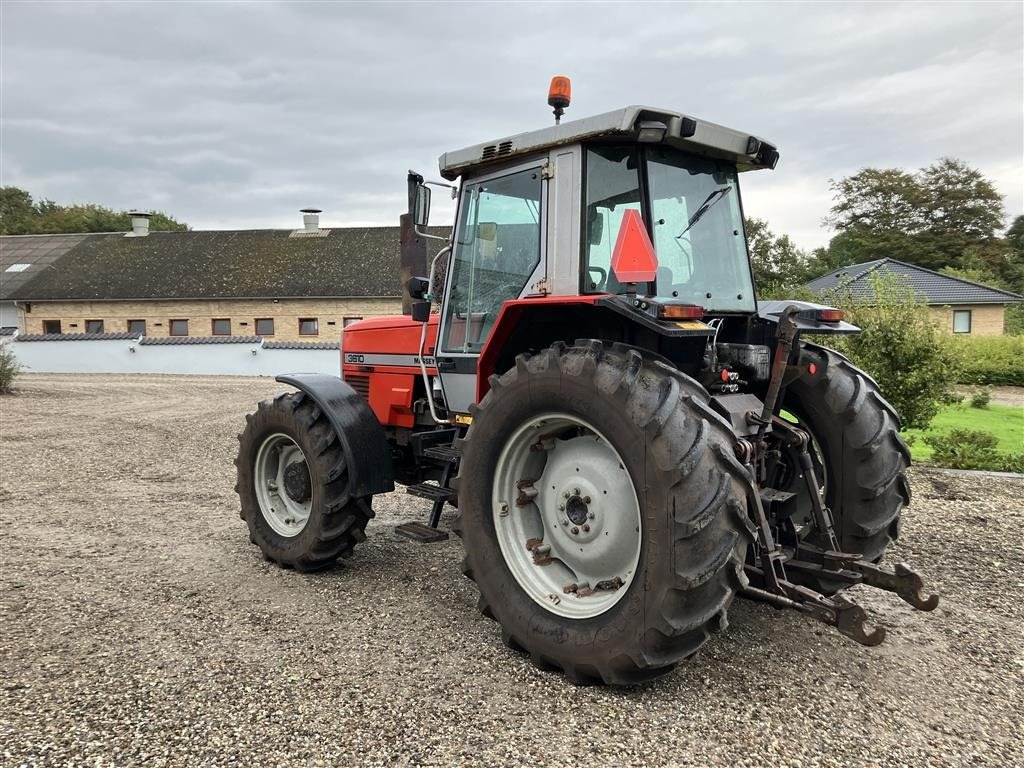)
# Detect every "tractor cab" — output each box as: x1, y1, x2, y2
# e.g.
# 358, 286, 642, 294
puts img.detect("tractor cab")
408, 96, 783, 413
